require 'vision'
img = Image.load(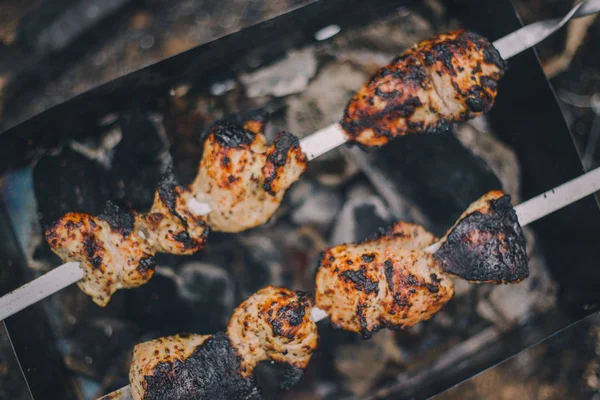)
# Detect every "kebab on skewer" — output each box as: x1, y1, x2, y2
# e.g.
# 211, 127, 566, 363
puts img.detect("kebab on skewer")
45, 116, 308, 306
43, 30, 505, 307
119, 190, 526, 400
